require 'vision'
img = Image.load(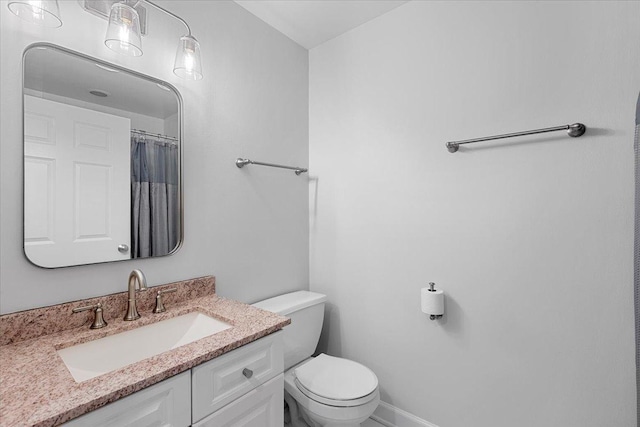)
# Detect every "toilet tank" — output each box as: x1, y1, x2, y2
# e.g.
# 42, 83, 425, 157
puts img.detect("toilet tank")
253, 291, 327, 370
